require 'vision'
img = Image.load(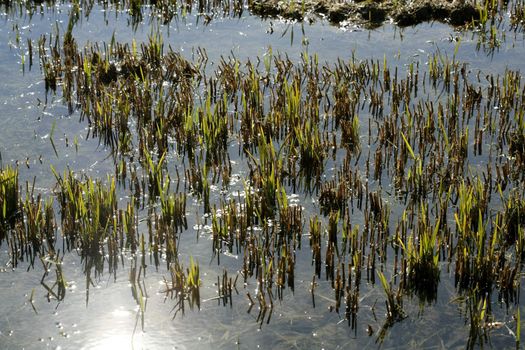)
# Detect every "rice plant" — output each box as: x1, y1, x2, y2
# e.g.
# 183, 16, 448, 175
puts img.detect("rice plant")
0, 166, 19, 228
